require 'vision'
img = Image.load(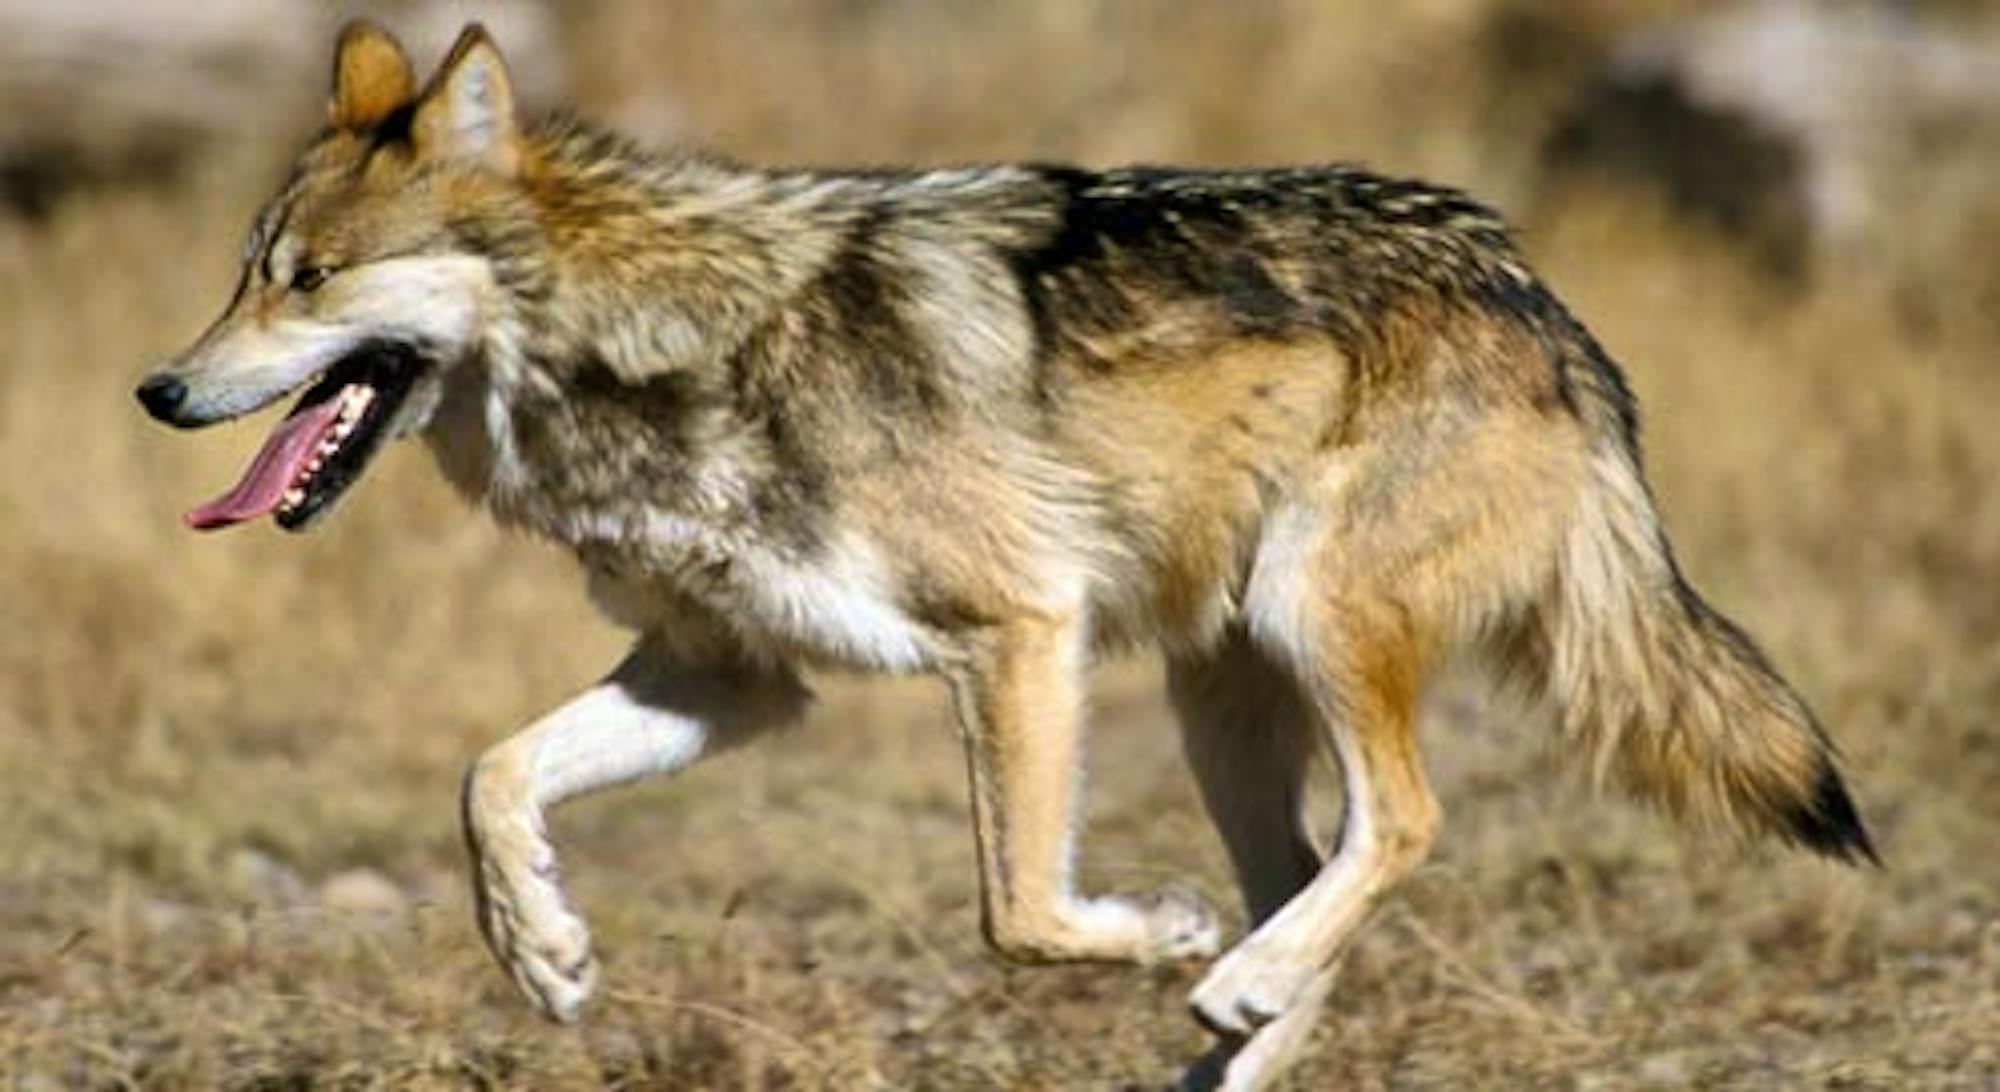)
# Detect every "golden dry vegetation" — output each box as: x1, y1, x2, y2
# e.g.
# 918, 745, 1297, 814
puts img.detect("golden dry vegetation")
1, 2, 1996, 1088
